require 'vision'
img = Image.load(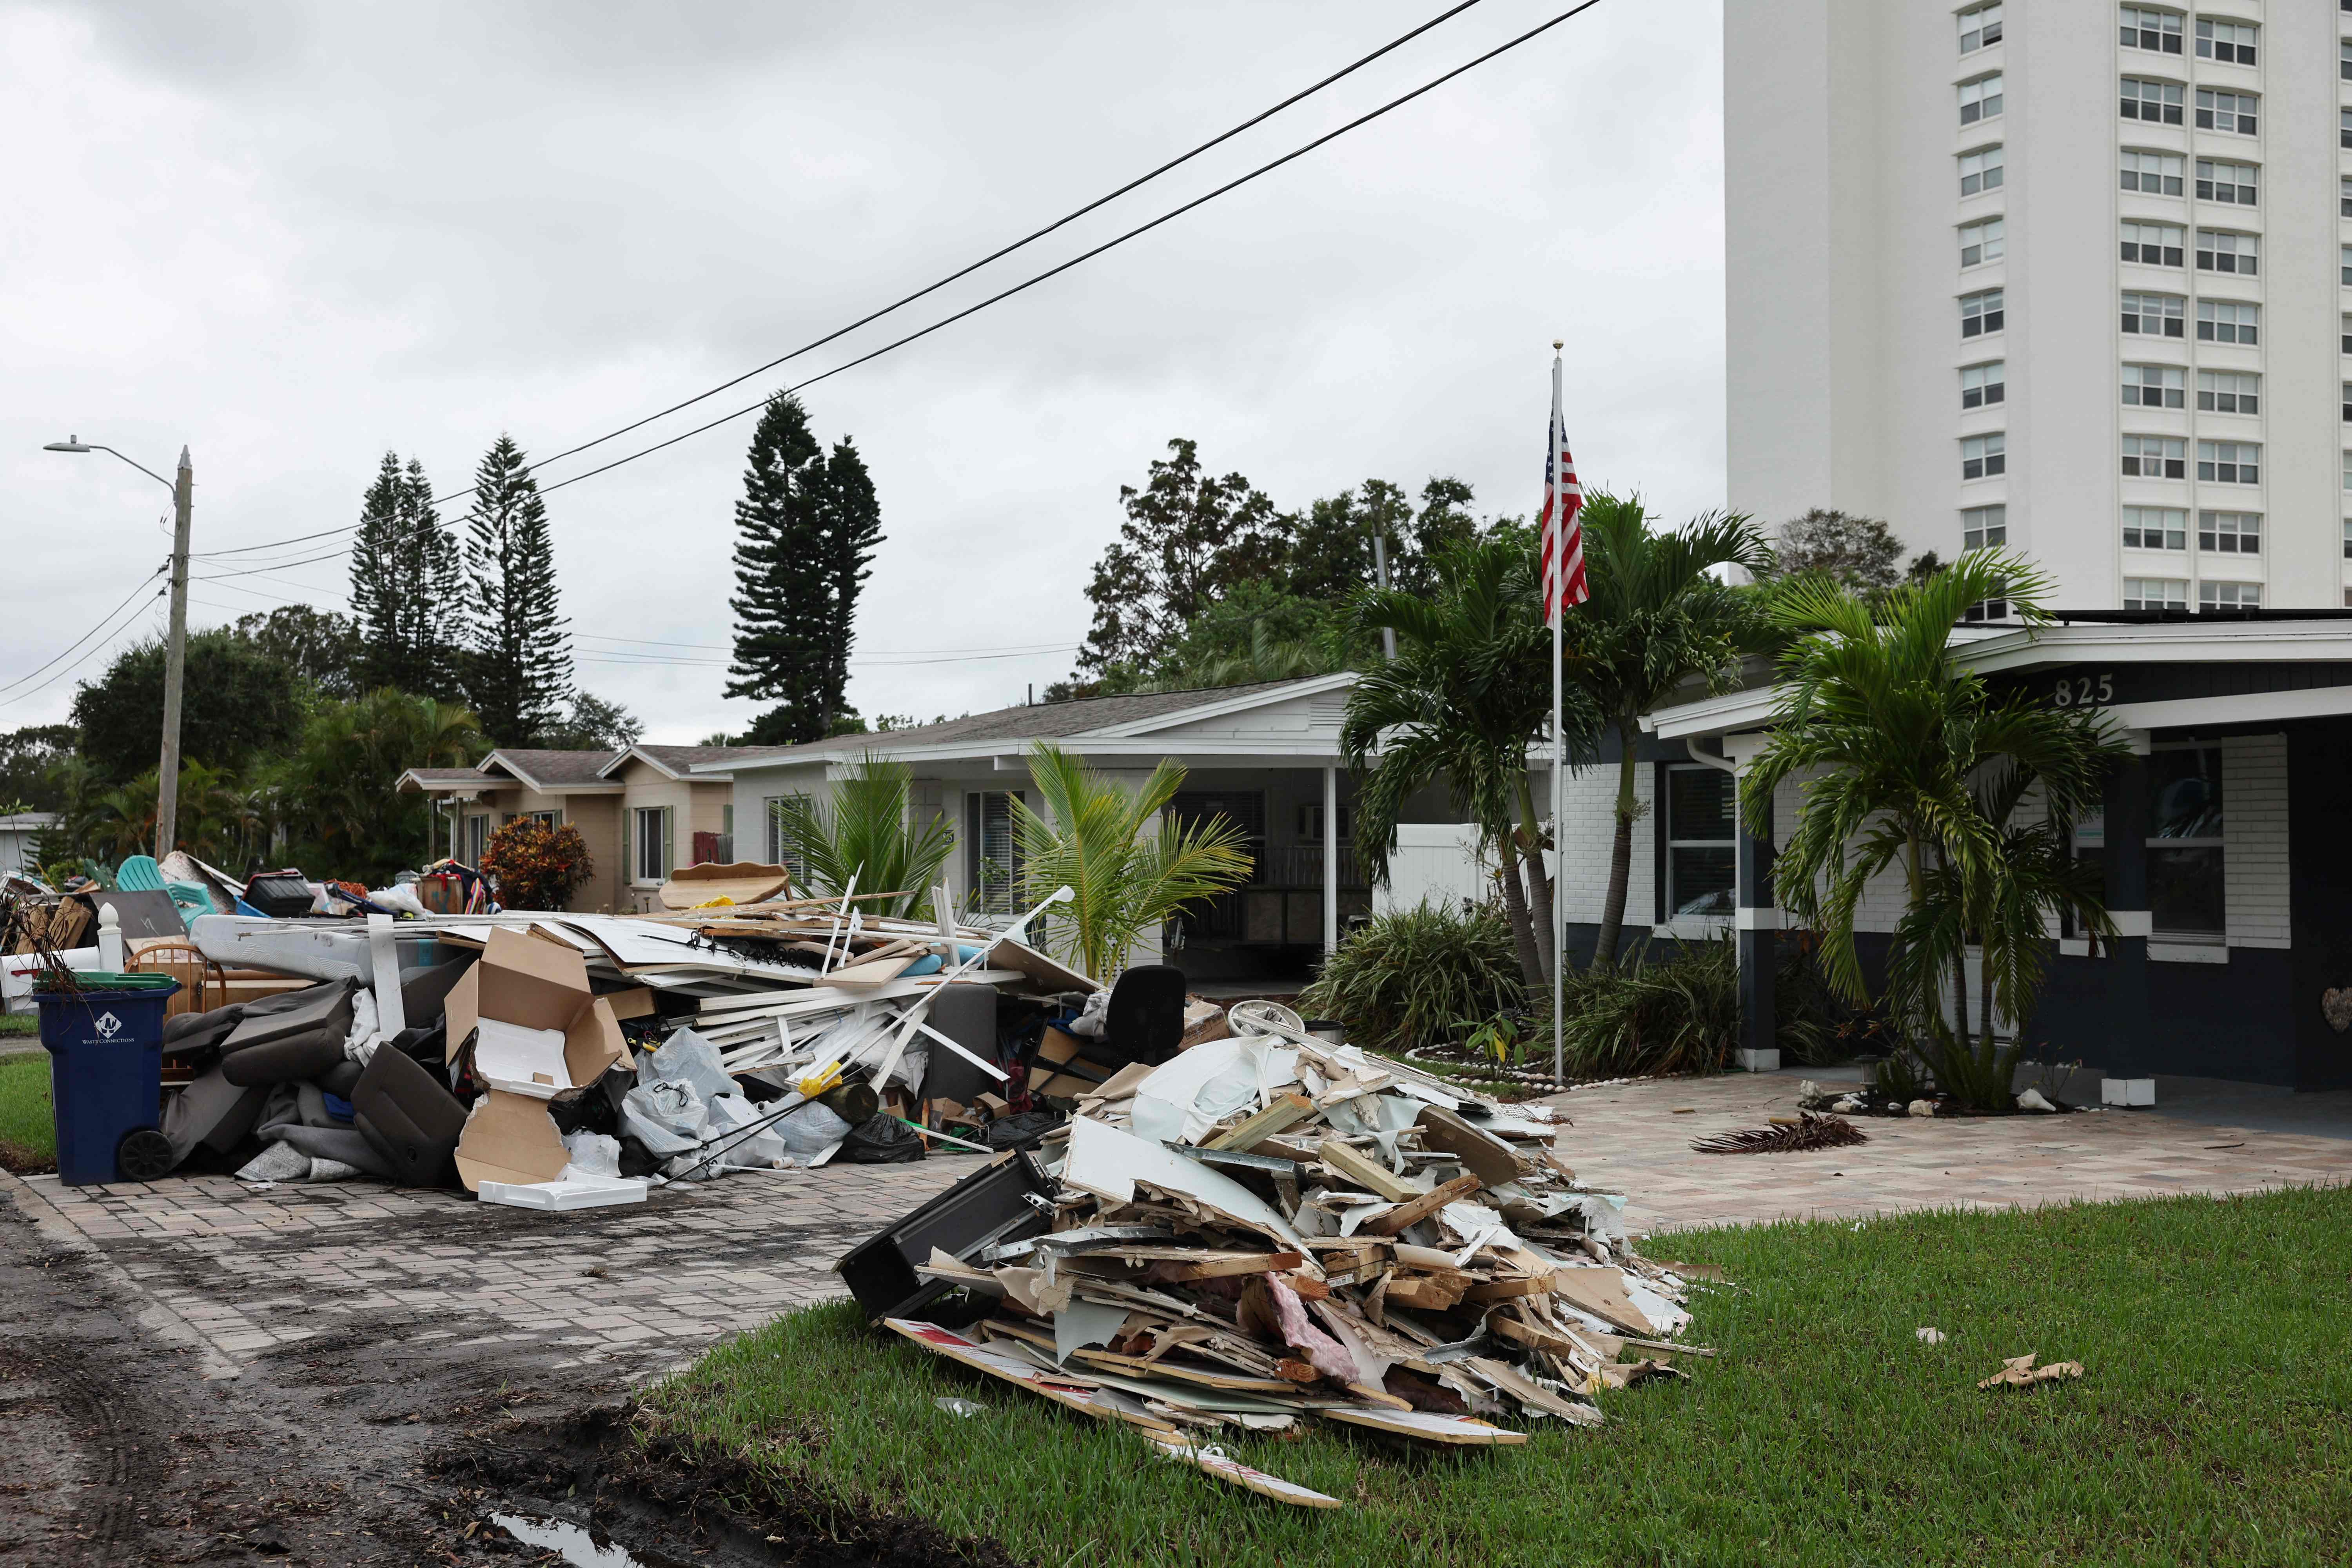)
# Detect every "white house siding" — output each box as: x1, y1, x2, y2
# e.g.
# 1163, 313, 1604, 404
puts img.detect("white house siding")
2223, 733, 2290, 949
